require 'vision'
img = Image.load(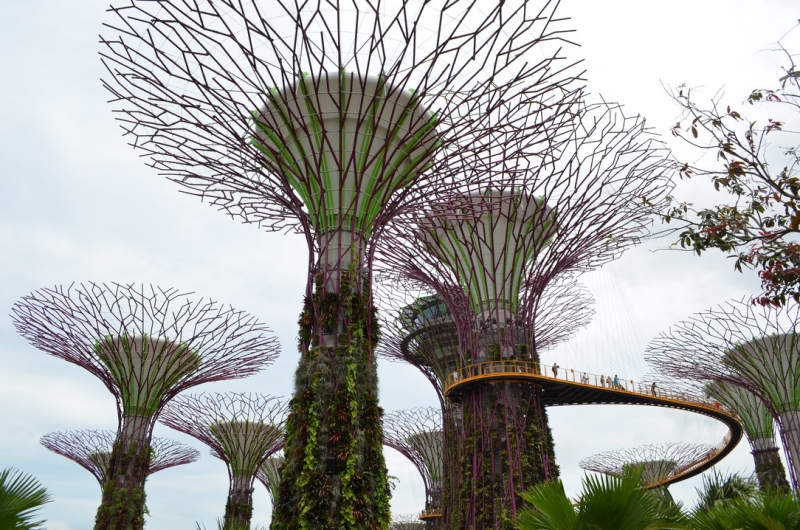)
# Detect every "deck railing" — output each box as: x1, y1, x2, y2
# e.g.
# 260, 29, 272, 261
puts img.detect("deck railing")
419, 507, 443, 519
443, 360, 738, 418
443, 360, 741, 488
